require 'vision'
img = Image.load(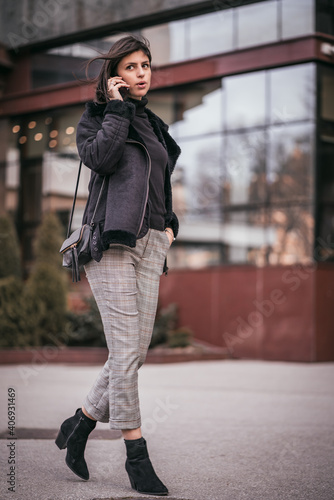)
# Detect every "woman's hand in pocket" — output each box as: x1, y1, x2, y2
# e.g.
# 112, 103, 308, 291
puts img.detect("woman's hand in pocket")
165, 228, 174, 246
